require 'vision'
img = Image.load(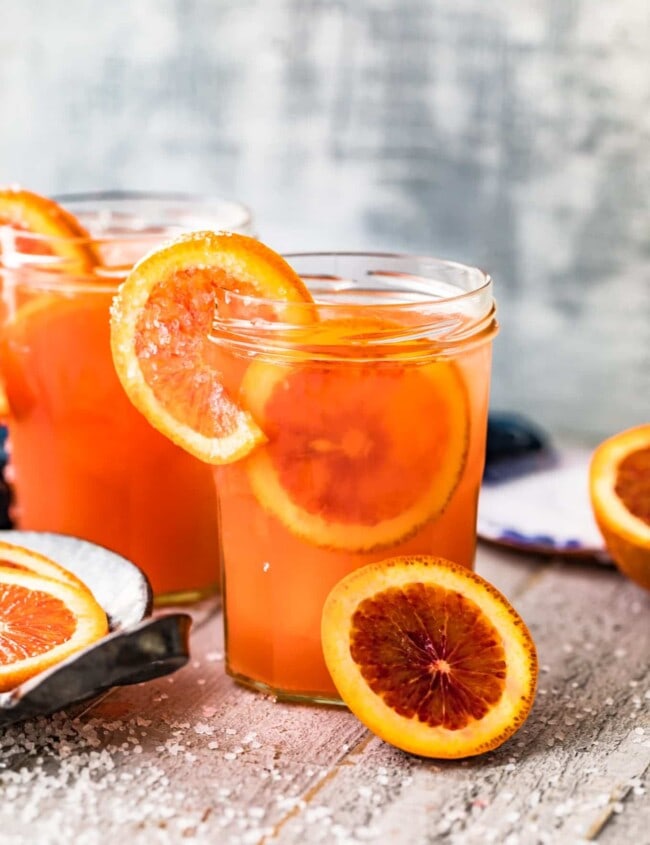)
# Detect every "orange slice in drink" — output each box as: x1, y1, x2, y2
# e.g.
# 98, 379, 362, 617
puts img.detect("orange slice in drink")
0, 566, 108, 691
110, 231, 313, 464
241, 334, 469, 551
0, 187, 98, 270
321, 556, 538, 758
590, 424, 650, 590
0, 541, 94, 594
0, 189, 99, 412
